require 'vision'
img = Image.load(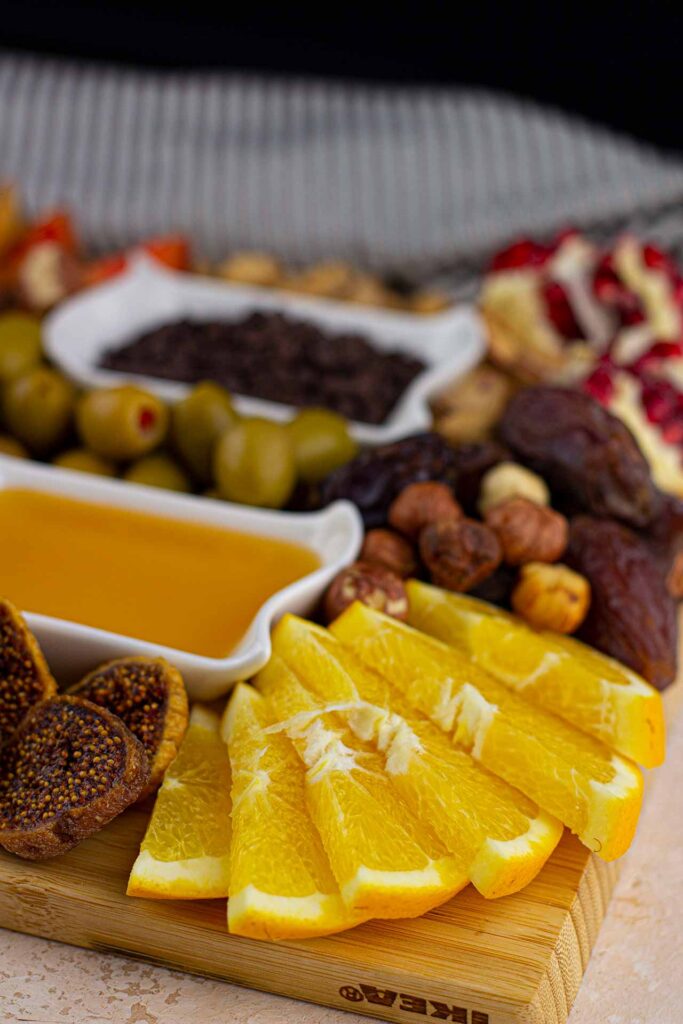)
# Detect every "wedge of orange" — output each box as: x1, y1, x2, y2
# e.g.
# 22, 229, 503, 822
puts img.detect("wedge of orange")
406, 580, 665, 768
331, 602, 644, 861
255, 654, 468, 917
270, 614, 563, 898
127, 705, 231, 899
222, 682, 359, 940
